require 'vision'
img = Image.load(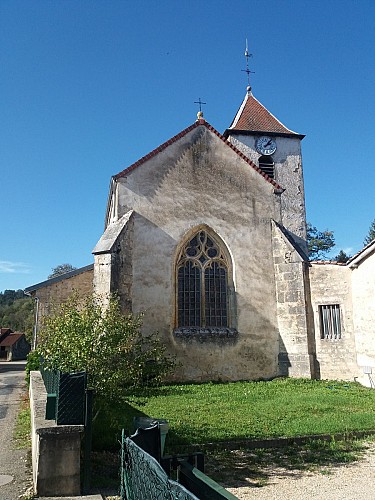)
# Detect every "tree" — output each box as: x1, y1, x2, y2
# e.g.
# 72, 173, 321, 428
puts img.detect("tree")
335, 250, 351, 263
307, 223, 335, 260
37, 294, 175, 403
48, 263, 77, 279
0, 290, 34, 340
364, 219, 375, 246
